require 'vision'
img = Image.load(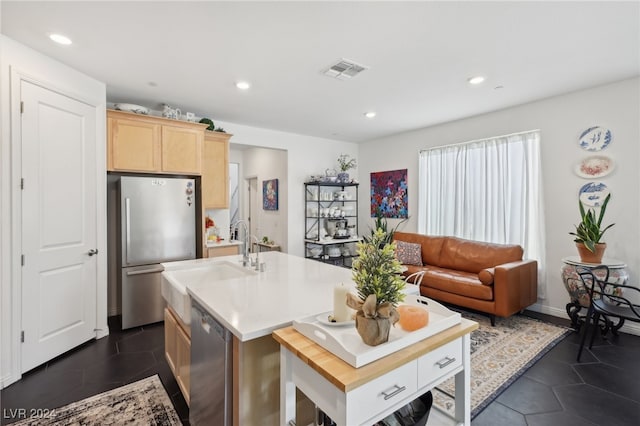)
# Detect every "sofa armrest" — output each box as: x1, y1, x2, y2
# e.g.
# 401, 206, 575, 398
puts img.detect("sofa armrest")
493, 259, 538, 317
